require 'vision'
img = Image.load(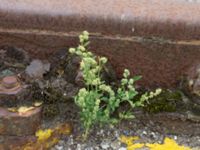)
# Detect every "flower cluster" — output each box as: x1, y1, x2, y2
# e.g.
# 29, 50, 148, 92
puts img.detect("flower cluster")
140, 88, 162, 104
